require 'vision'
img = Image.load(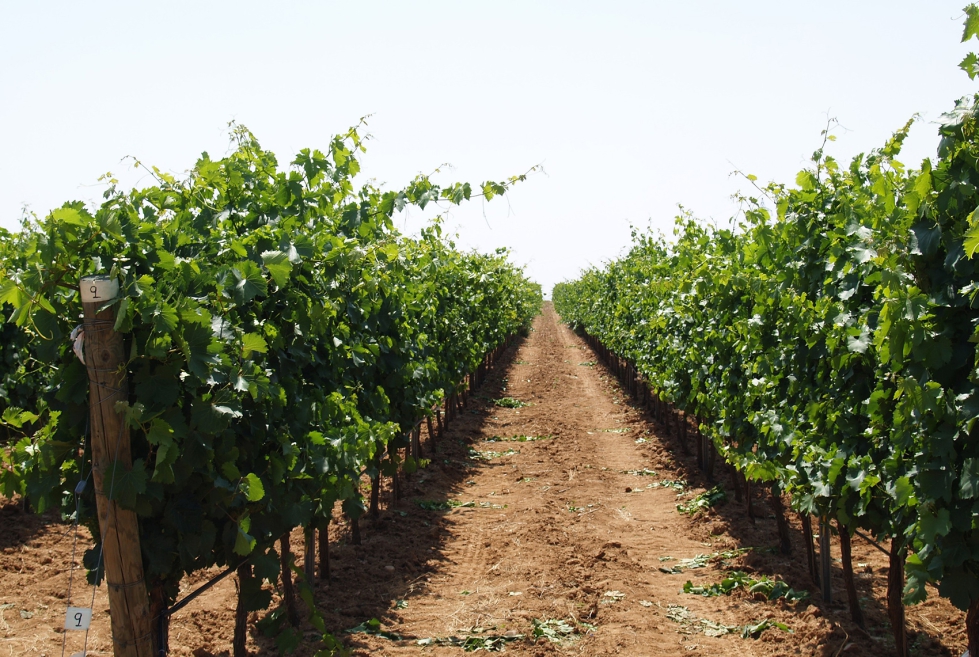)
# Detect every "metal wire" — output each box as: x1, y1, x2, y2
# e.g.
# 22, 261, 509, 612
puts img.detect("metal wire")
60, 419, 92, 657
83, 413, 129, 656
